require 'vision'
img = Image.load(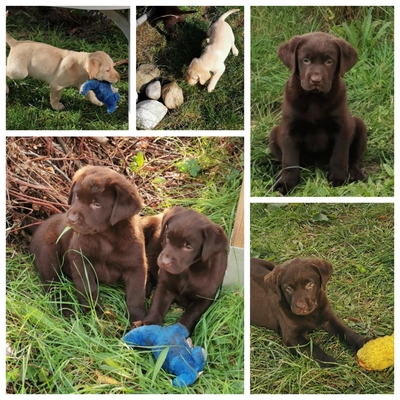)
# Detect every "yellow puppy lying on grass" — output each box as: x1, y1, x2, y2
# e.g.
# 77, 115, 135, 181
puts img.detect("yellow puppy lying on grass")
186, 9, 240, 92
